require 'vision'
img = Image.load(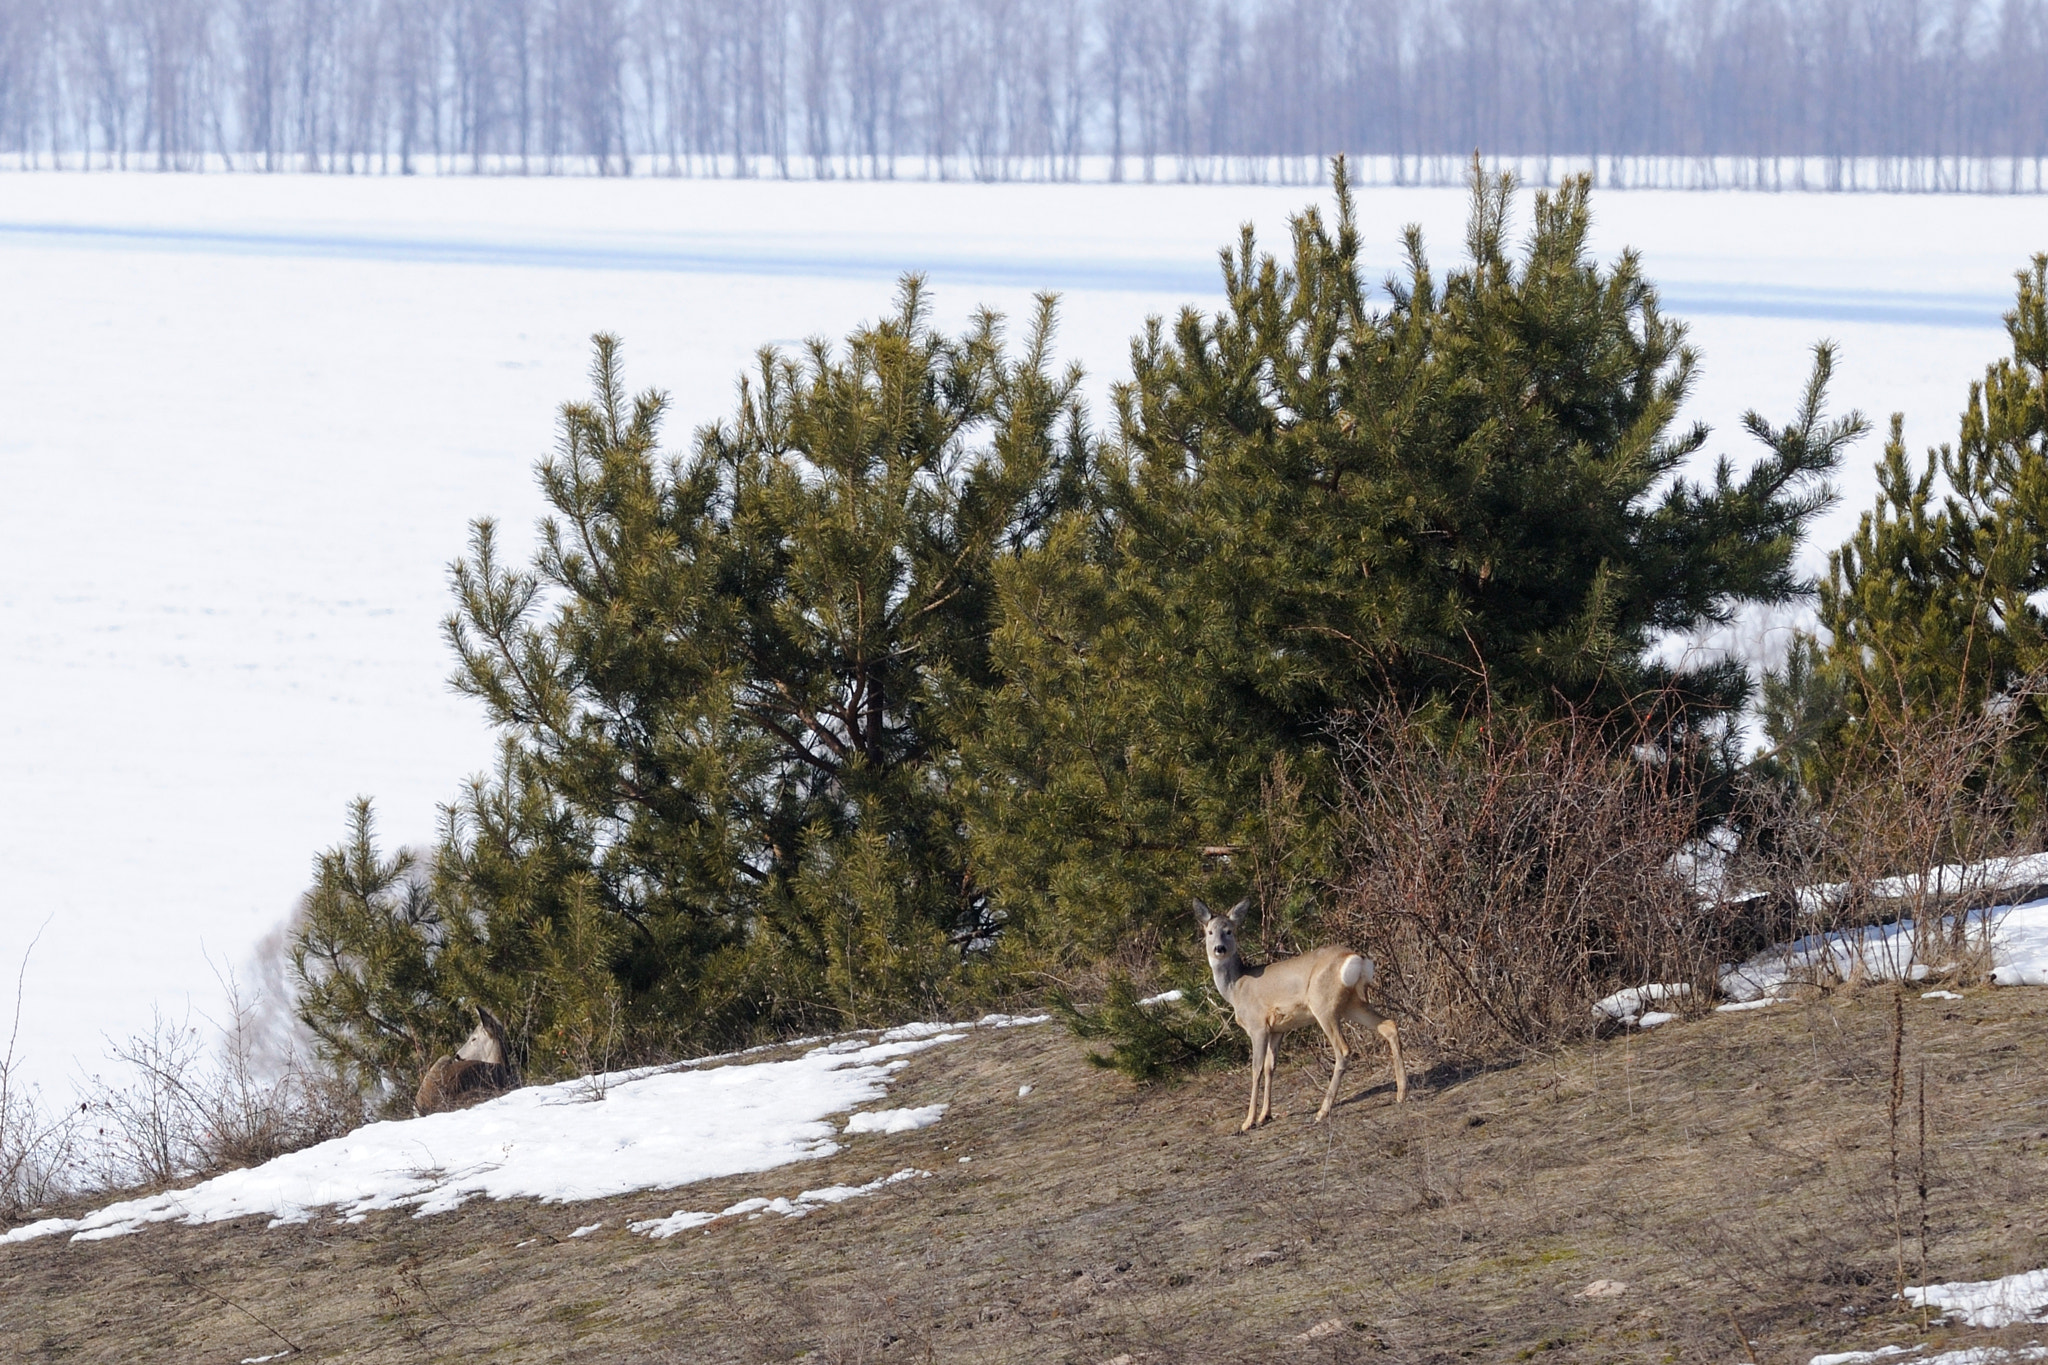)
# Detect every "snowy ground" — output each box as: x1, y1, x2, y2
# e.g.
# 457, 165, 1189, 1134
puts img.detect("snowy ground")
1, 1012, 1044, 1246
1719, 897, 2048, 1003
1597, 871, 2048, 1031
0, 172, 2041, 1093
